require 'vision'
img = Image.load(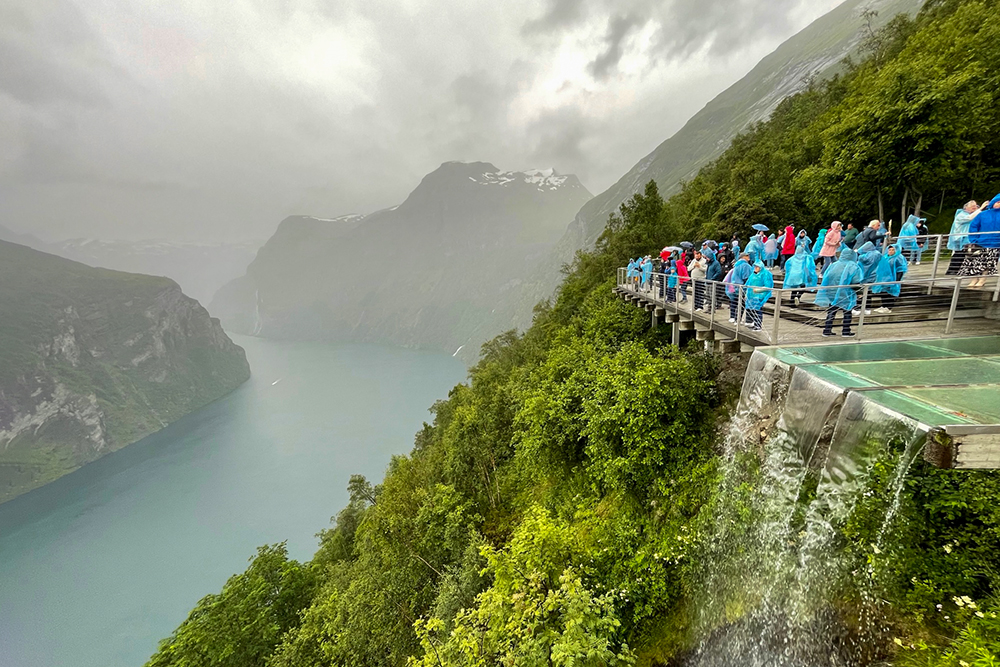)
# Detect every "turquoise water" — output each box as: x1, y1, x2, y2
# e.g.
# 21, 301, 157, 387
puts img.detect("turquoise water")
0, 336, 466, 667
